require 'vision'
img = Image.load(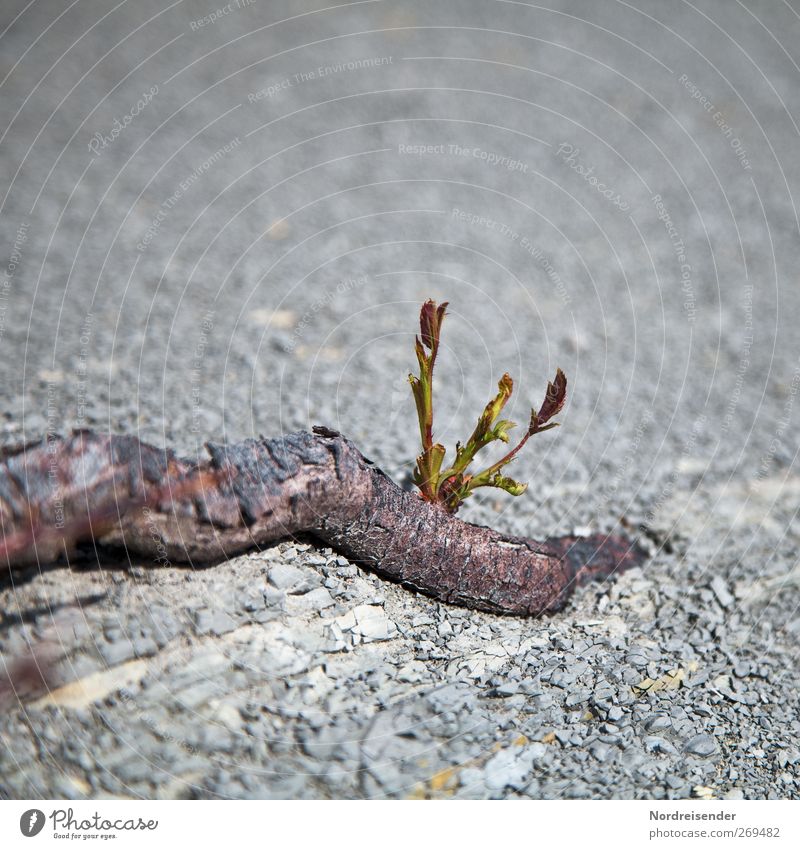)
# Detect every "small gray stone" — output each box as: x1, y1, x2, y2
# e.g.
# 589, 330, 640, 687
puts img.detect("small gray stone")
193, 608, 237, 636
268, 563, 307, 590
644, 714, 672, 732
335, 605, 397, 642
484, 748, 532, 793
565, 689, 591, 707
438, 621, 454, 638
99, 638, 136, 666
644, 736, 677, 754
132, 636, 158, 657
491, 681, 520, 697
710, 576, 734, 609
291, 587, 335, 611
684, 734, 718, 758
